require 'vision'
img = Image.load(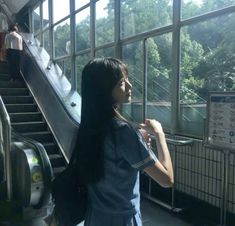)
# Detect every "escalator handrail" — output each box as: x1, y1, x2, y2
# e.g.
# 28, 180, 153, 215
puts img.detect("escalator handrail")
0, 96, 12, 200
